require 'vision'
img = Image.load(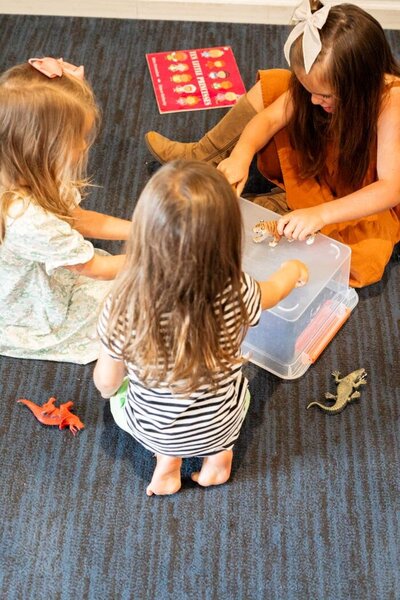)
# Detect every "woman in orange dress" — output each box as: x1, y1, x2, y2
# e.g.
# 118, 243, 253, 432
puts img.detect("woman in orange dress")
146, 1, 400, 287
